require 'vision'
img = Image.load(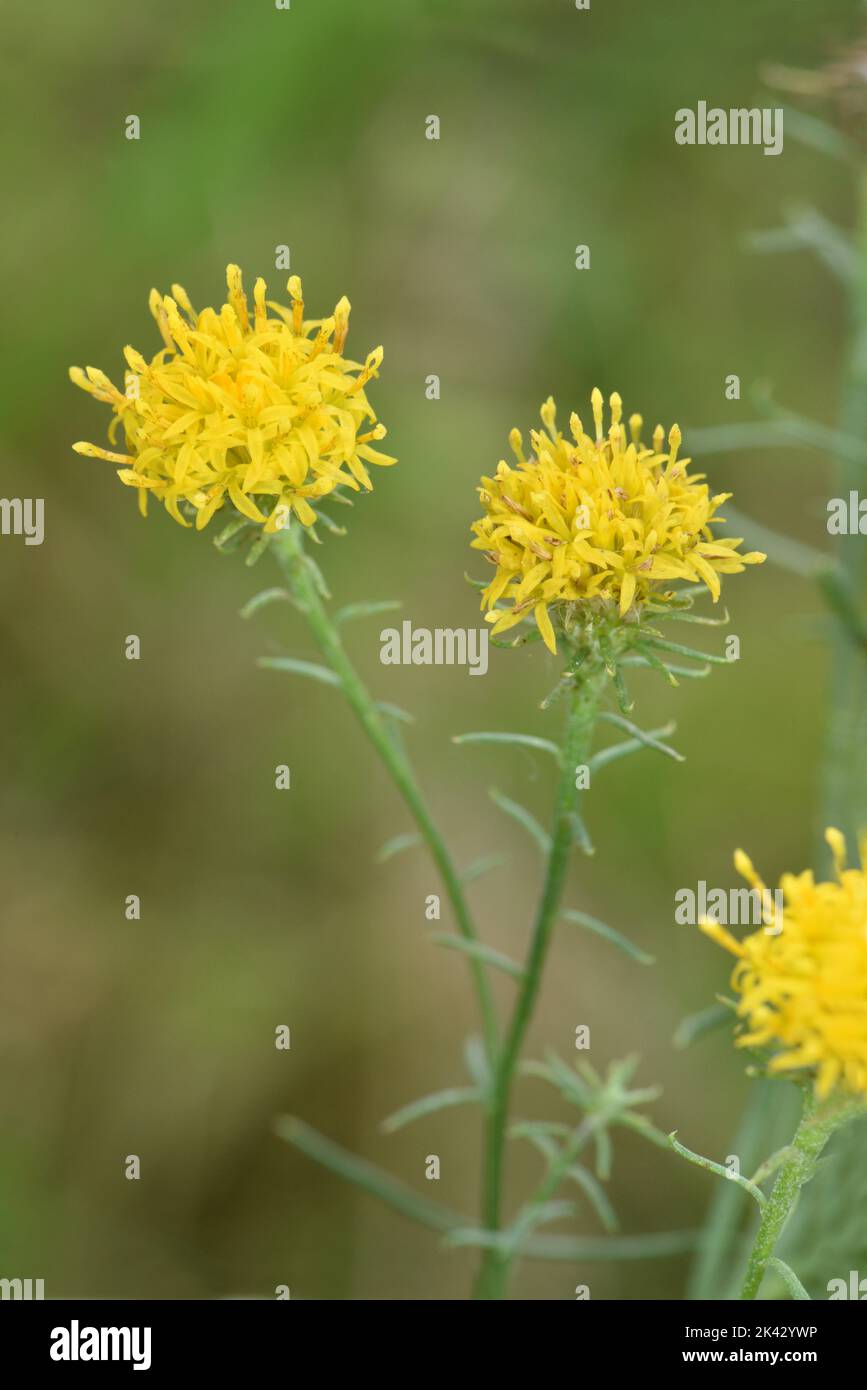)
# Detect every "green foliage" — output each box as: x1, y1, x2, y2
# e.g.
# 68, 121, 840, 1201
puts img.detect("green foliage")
561, 908, 655, 966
